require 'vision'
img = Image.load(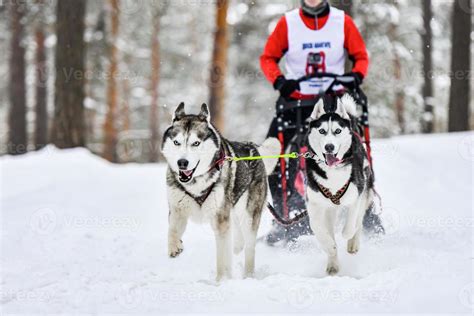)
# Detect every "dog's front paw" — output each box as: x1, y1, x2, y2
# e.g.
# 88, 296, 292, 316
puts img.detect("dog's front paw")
326, 257, 339, 275
347, 238, 359, 254
168, 239, 183, 258
326, 263, 339, 275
